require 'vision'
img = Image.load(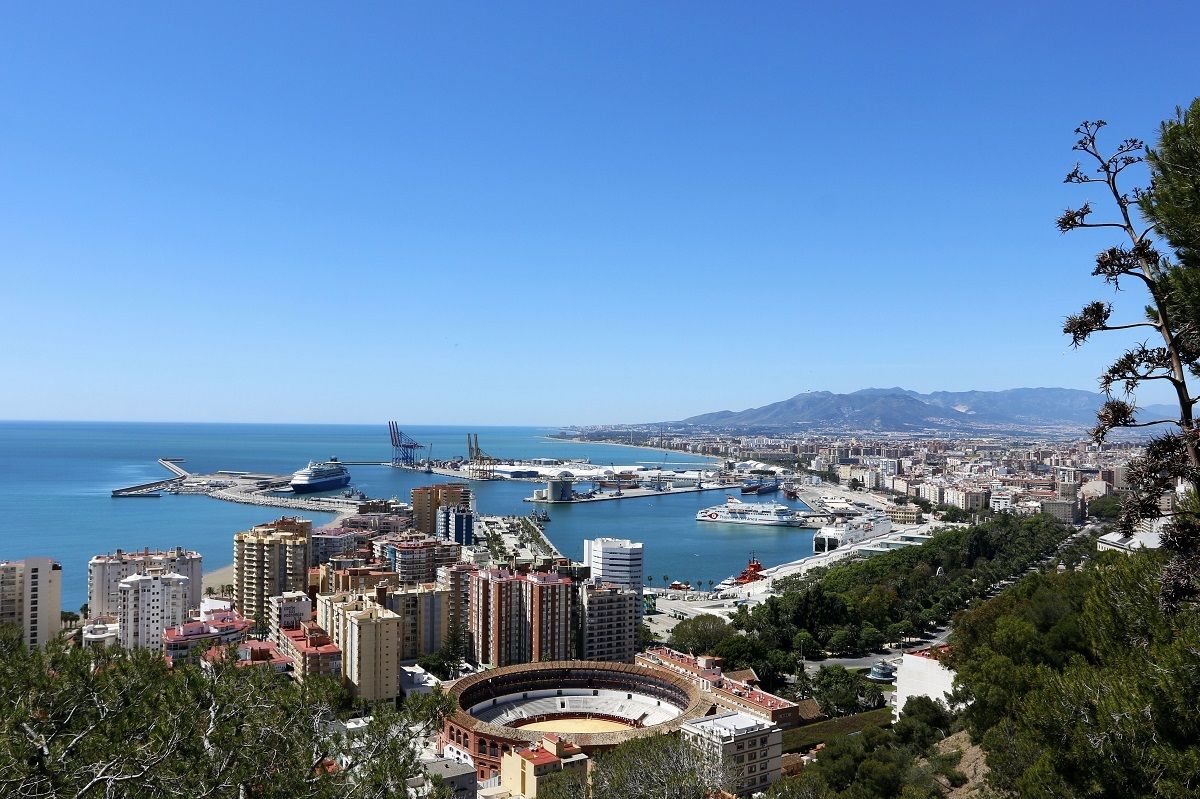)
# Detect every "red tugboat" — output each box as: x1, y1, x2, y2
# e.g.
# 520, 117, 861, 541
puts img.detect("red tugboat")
734, 554, 766, 585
